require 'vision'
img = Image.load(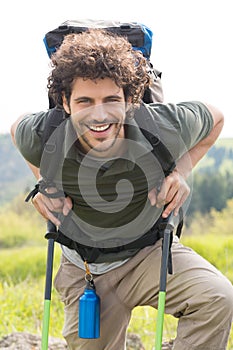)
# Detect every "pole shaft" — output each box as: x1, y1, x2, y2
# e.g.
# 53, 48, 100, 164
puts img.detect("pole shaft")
41, 299, 51, 350
155, 229, 171, 349
41, 235, 55, 350
44, 238, 55, 299
159, 230, 170, 292
155, 291, 166, 350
